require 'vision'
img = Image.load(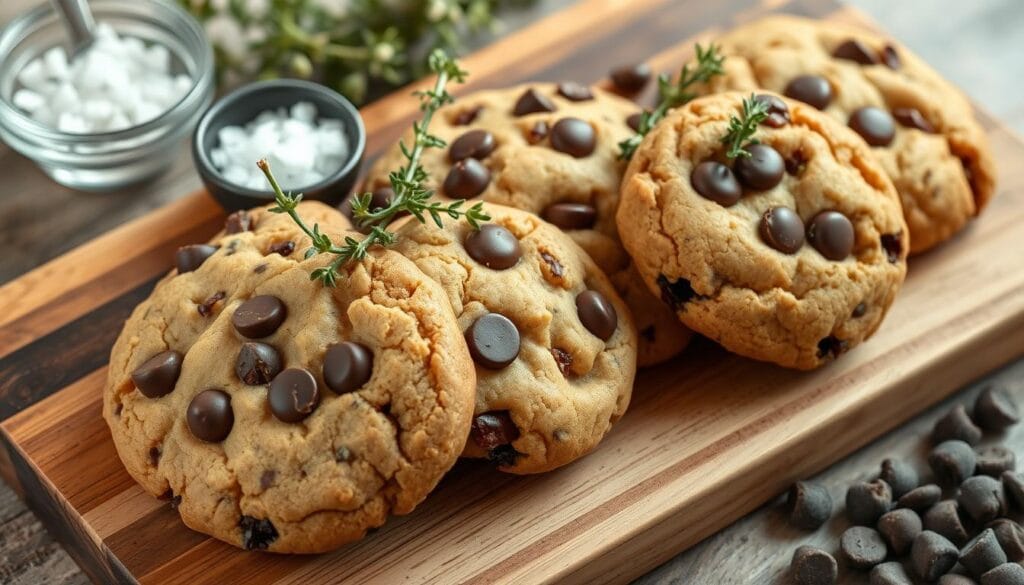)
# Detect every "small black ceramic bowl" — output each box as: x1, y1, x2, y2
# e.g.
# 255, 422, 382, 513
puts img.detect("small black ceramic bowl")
192, 79, 365, 211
